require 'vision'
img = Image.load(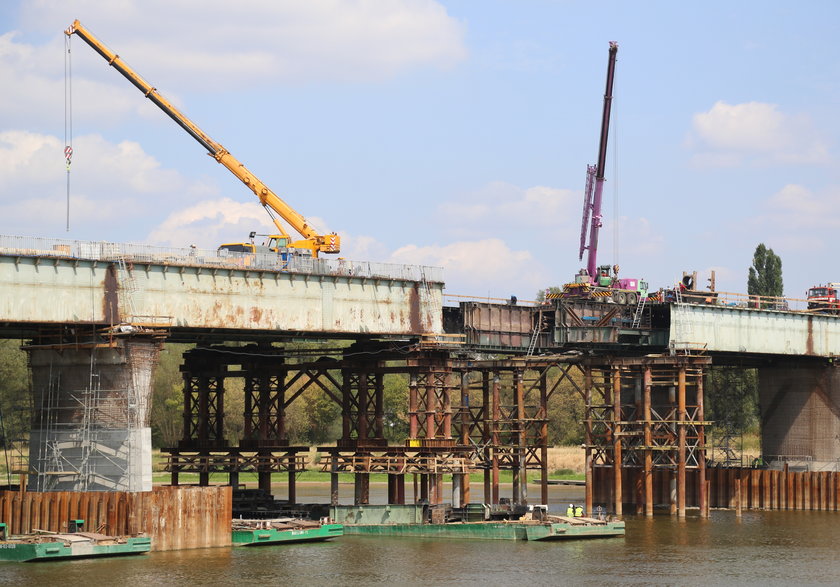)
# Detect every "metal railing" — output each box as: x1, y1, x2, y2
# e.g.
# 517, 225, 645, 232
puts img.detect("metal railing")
0, 234, 444, 284
445, 288, 828, 316
651, 286, 822, 314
